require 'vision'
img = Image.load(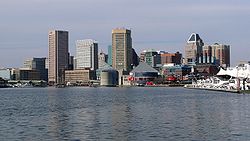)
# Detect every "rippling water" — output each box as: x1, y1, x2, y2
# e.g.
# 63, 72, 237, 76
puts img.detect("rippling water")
1, 87, 250, 140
